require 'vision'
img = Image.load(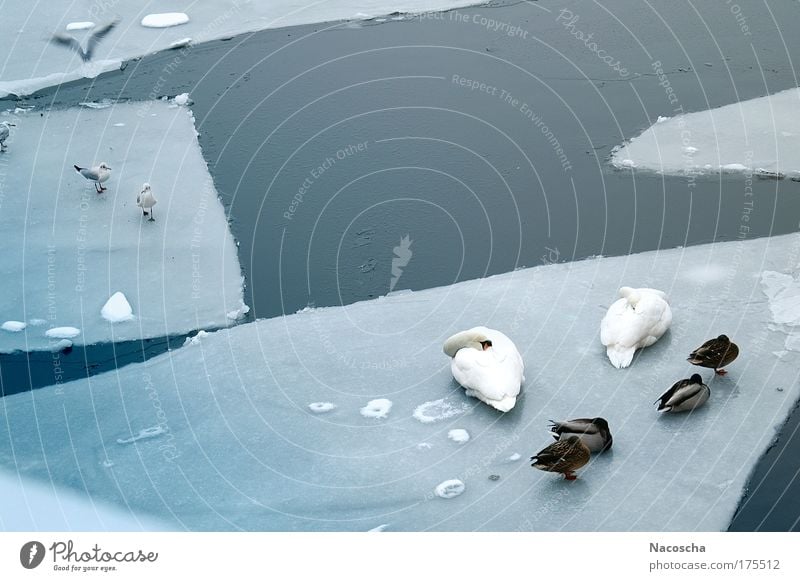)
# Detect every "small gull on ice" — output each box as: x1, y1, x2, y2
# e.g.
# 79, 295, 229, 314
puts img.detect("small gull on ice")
136, 183, 157, 220
0, 121, 15, 151
74, 162, 111, 193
